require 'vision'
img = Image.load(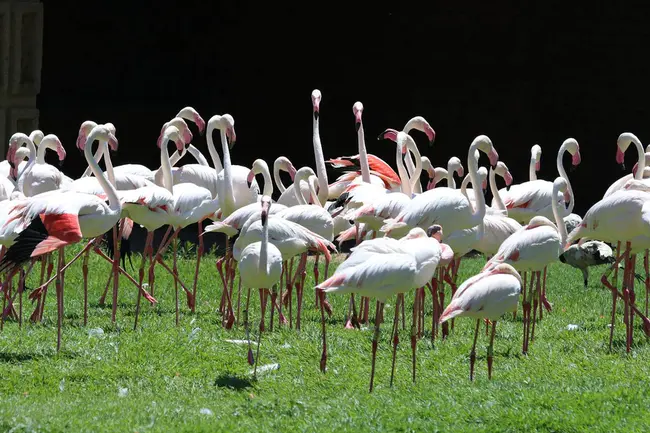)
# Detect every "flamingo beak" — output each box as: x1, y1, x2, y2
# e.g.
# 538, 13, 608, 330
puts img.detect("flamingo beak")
632, 162, 639, 177
572, 151, 581, 166
288, 165, 297, 181
227, 128, 236, 149
616, 147, 625, 169
183, 129, 194, 145
426, 224, 442, 238
427, 128, 436, 147
426, 179, 435, 190
354, 111, 362, 132
482, 179, 488, 191
108, 133, 119, 151
488, 148, 499, 168
504, 171, 514, 186
57, 143, 66, 162
377, 128, 399, 142
246, 170, 255, 188
535, 160, 541, 171
9, 166, 18, 181
76, 133, 86, 150
564, 190, 571, 203
194, 114, 206, 135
